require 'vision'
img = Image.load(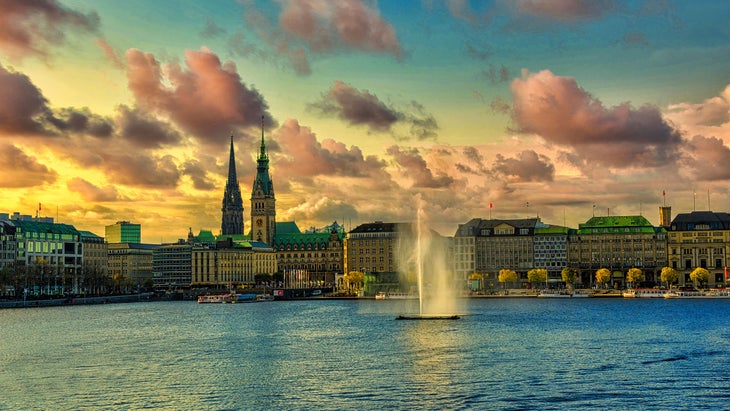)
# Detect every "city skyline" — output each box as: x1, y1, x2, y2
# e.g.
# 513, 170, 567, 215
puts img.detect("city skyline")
1, 1, 729, 242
